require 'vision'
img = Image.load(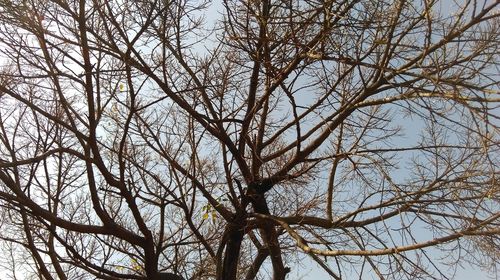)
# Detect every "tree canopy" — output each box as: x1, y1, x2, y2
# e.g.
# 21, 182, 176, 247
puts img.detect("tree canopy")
0, 0, 499, 279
